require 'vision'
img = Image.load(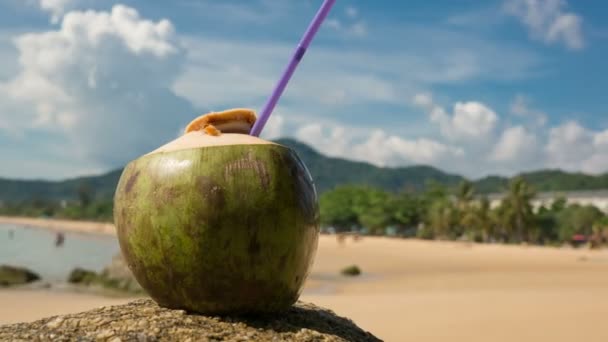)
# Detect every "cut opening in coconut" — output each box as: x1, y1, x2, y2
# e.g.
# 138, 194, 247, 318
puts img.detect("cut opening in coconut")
185, 108, 257, 135
148, 109, 274, 155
